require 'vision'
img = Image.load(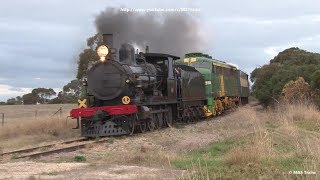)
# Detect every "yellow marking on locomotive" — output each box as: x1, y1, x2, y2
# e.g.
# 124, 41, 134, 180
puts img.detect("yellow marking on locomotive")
203, 106, 213, 117
183, 58, 197, 65
122, 96, 131, 105
215, 99, 224, 115
219, 75, 225, 97
78, 99, 87, 108
190, 57, 197, 63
